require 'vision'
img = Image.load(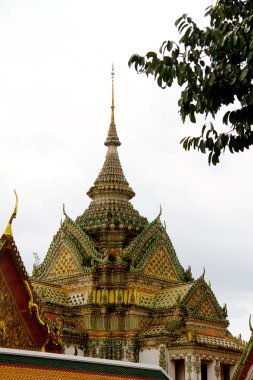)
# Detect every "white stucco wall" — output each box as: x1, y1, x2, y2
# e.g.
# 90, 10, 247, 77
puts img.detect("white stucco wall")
139, 348, 160, 366
245, 365, 253, 380
64, 345, 83, 356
